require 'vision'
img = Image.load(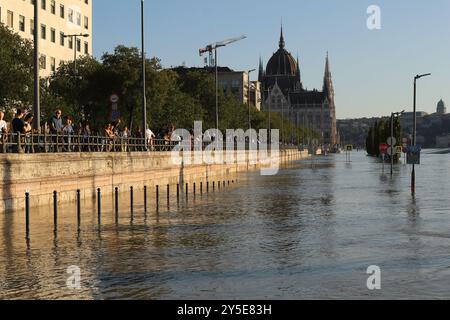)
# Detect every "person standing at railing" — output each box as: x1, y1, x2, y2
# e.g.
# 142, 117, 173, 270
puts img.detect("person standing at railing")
23, 114, 34, 153
49, 110, 63, 152
121, 126, 130, 152
0, 112, 7, 139
145, 126, 156, 151
12, 109, 26, 153
62, 116, 74, 152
